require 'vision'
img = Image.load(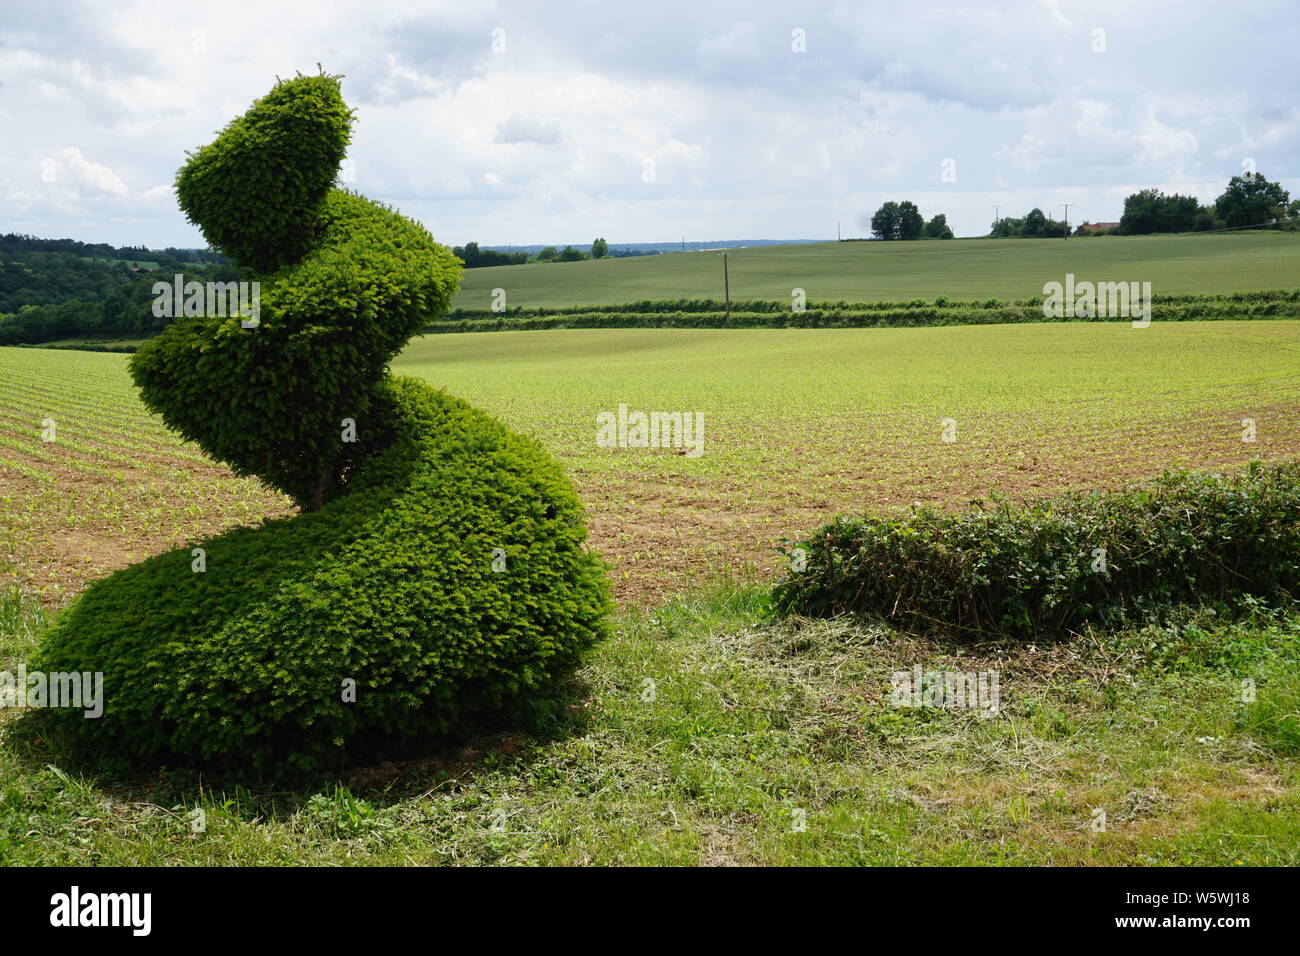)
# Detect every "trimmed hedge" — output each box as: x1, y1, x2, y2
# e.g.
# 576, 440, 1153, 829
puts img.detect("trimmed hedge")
139, 71, 461, 509
32, 73, 611, 771
33, 380, 610, 770
771, 463, 1300, 639
132, 187, 461, 508
174, 71, 353, 274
